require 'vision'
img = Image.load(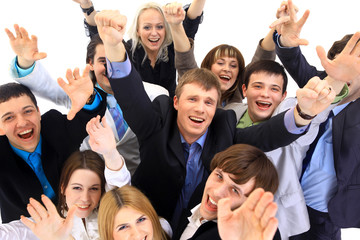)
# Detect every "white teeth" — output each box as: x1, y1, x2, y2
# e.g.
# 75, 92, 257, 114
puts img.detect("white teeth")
209, 196, 217, 206
257, 101, 271, 105
19, 129, 32, 135
220, 75, 230, 80
76, 204, 90, 209
149, 39, 159, 42
190, 117, 204, 122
